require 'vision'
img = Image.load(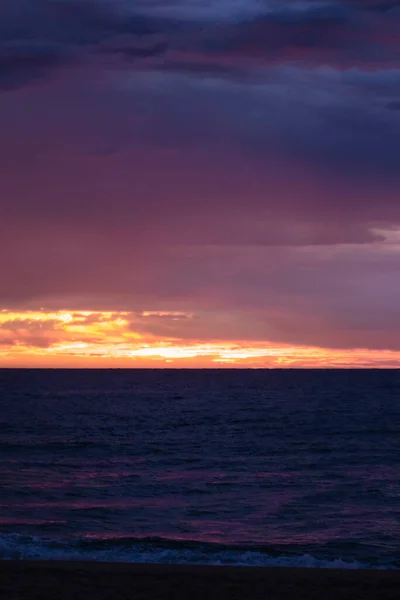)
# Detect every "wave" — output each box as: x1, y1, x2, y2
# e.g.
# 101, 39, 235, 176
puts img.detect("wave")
1, 533, 397, 569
